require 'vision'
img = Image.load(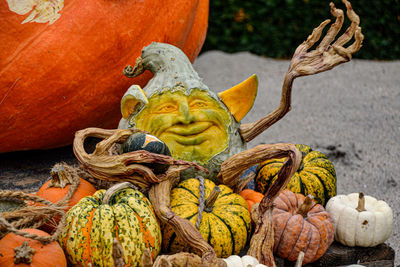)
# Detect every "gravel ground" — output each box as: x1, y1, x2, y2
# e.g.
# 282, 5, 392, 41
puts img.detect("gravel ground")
194, 51, 400, 266
0, 50, 398, 265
